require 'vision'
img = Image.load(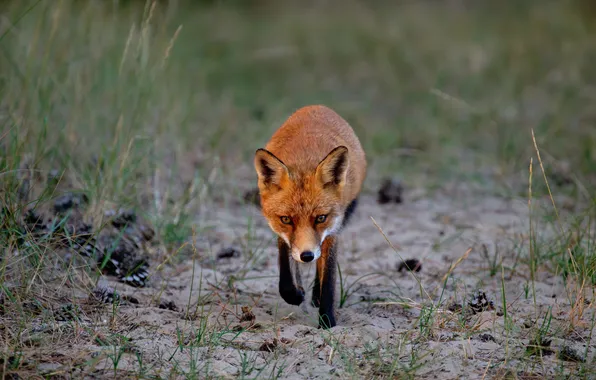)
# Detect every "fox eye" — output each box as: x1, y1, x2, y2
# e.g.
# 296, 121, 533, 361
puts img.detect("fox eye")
280, 216, 292, 225
315, 215, 327, 224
